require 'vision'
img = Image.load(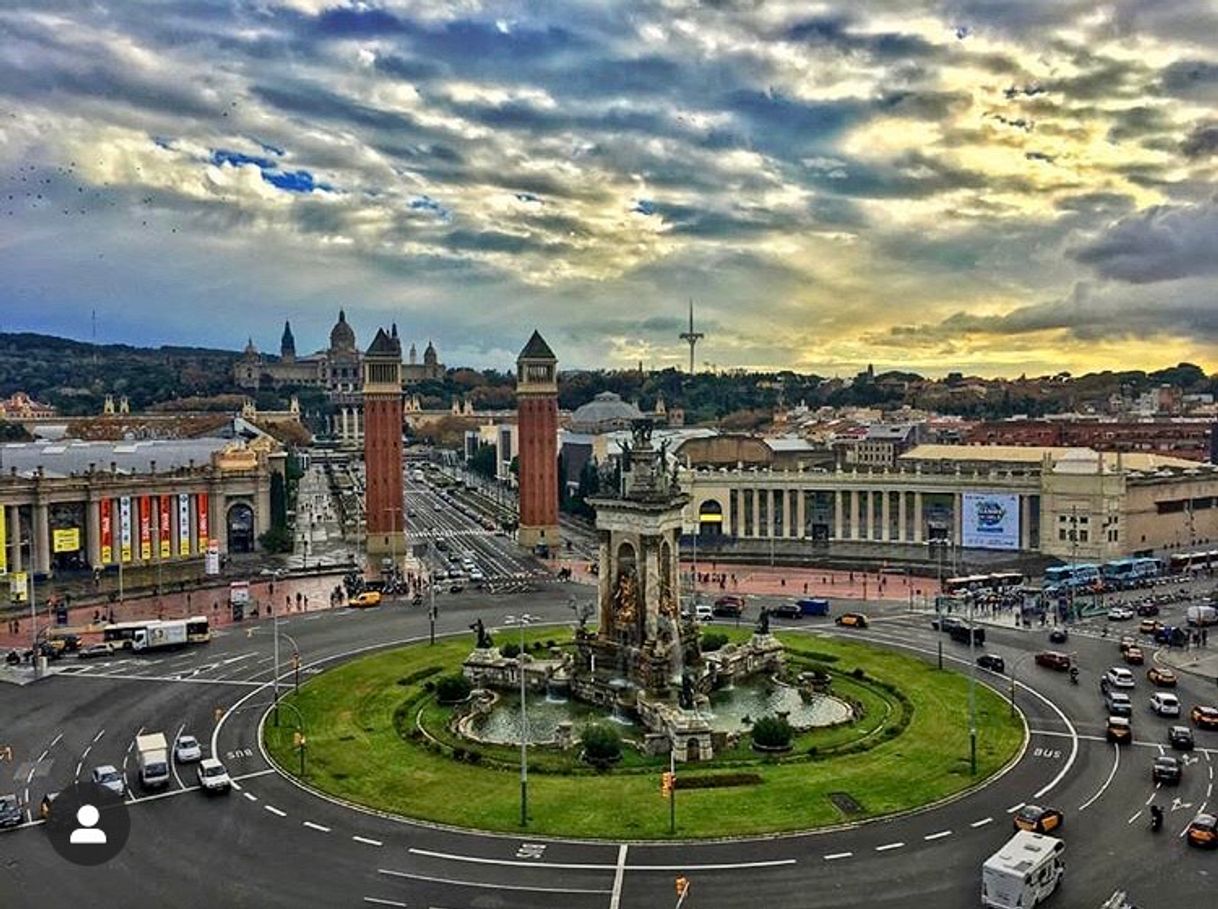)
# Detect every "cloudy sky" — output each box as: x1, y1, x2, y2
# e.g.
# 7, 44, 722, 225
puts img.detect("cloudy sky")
1, 1, 1217, 376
